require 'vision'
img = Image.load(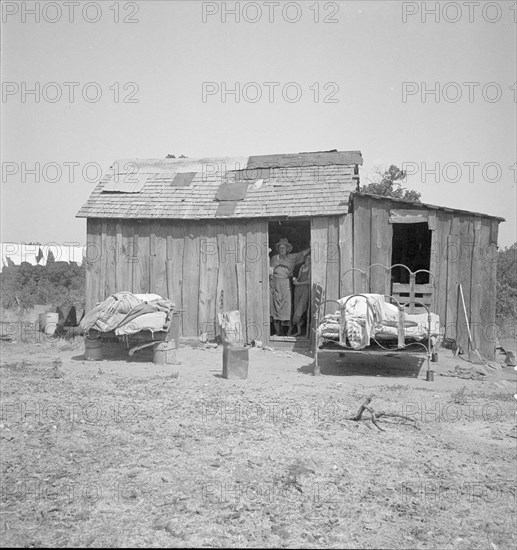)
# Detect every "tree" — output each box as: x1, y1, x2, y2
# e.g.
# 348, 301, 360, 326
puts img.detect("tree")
46, 249, 56, 264
496, 243, 517, 337
360, 164, 421, 203
0, 261, 86, 310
